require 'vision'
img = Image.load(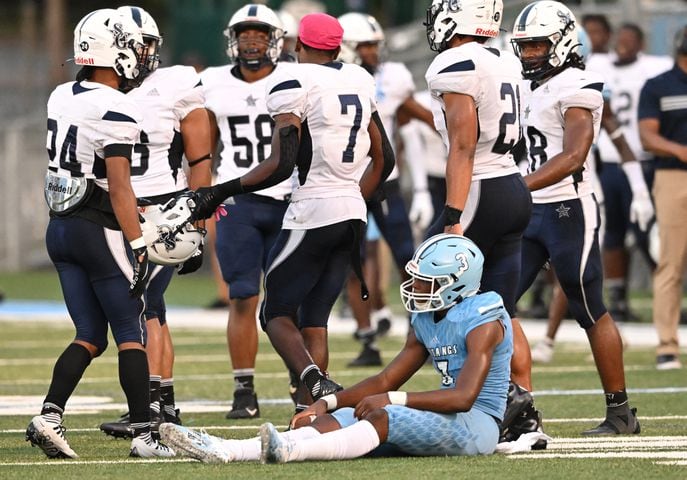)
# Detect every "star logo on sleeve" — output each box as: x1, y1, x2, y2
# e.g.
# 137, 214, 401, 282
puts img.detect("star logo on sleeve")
245, 94, 257, 107
524, 105, 531, 119
555, 203, 571, 218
